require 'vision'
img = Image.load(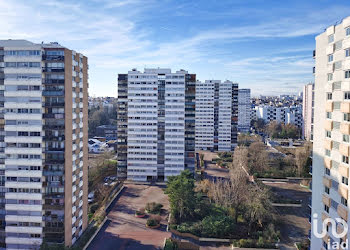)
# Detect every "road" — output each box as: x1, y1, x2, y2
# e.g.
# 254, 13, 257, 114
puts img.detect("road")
87, 184, 170, 250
